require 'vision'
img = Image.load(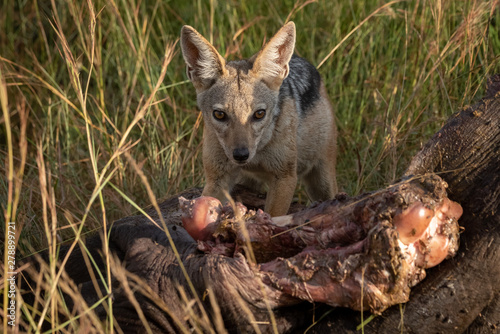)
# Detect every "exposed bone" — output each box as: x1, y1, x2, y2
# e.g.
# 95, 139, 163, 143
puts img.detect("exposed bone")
179, 196, 222, 240
393, 202, 433, 244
